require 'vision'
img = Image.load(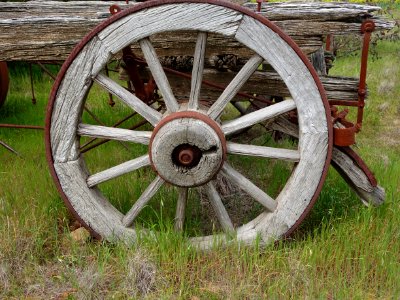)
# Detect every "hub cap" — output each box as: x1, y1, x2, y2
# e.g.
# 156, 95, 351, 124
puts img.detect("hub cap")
149, 112, 226, 187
